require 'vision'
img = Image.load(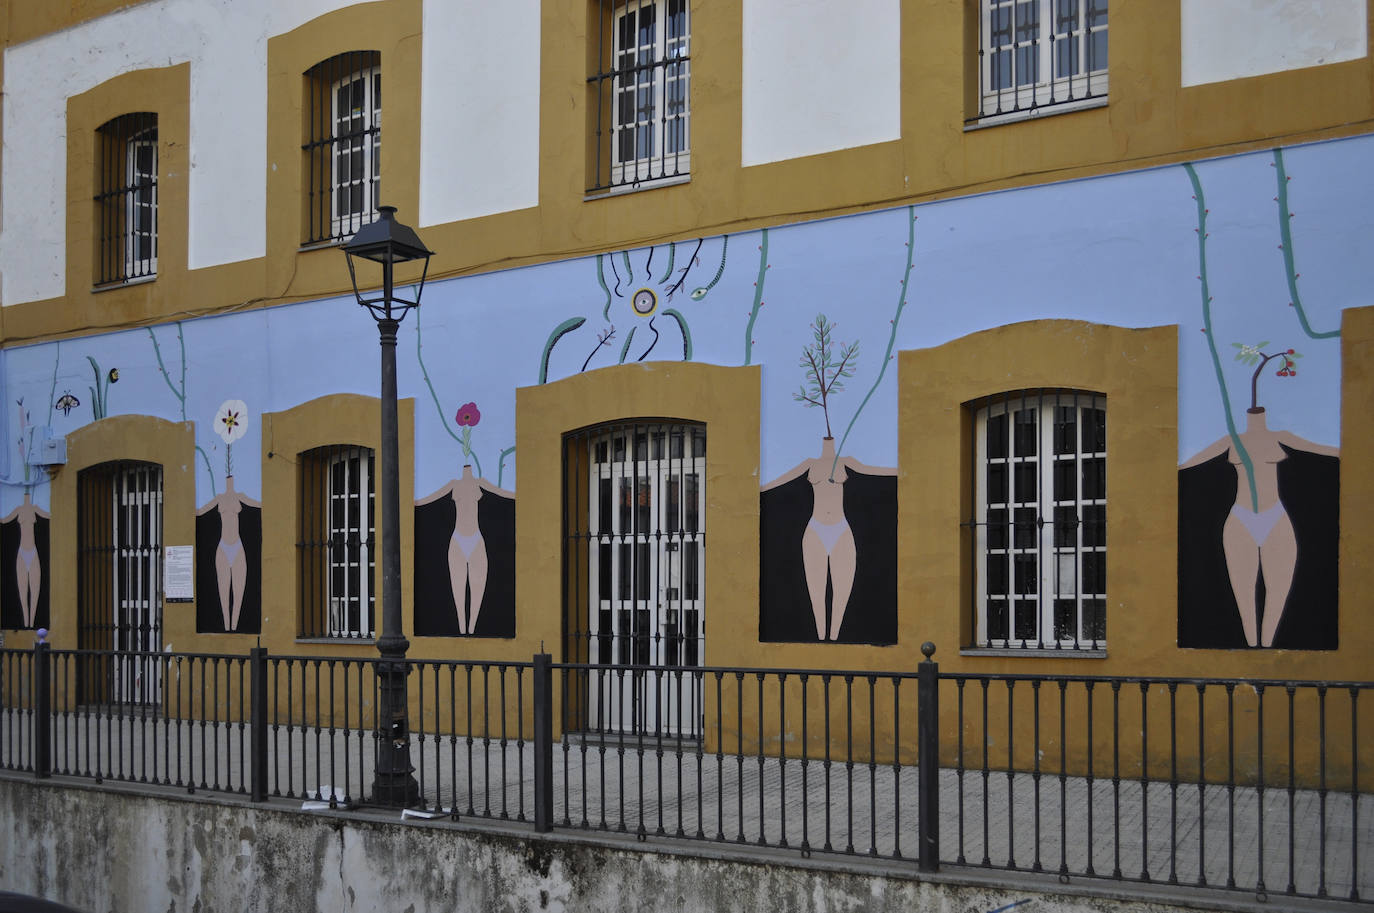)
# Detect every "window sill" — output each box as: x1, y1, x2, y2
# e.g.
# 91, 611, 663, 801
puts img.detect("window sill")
964, 95, 1107, 131
92, 274, 156, 293
298, 238, 348, 253
961, 646, 1107, 659
585, 173, 690, 201
295, 637, 377, 646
